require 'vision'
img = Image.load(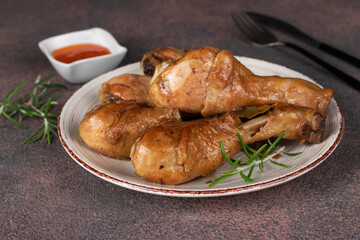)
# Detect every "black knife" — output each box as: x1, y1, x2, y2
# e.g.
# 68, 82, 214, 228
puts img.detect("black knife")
247, 11, 360, 68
